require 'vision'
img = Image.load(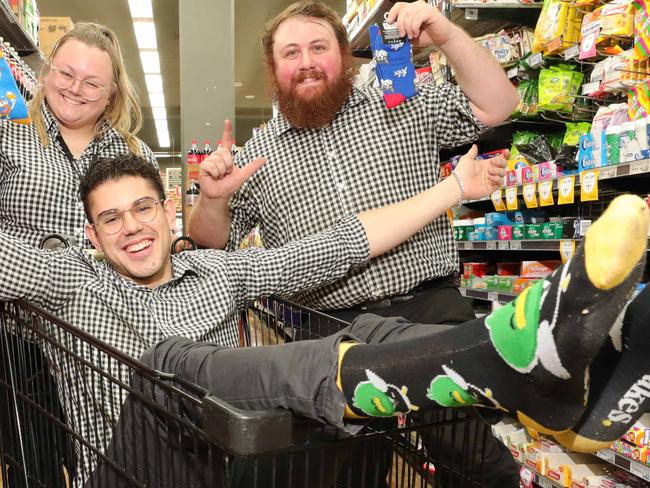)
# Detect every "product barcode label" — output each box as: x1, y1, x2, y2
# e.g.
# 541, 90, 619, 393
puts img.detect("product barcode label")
630, 160, 650, 175
529, 52, 543, 68
563, 44, 579, 60
596, 449, 615, 463
599, 166, 616, 179
498, 241, 509, 250
630, 462, 650, 481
